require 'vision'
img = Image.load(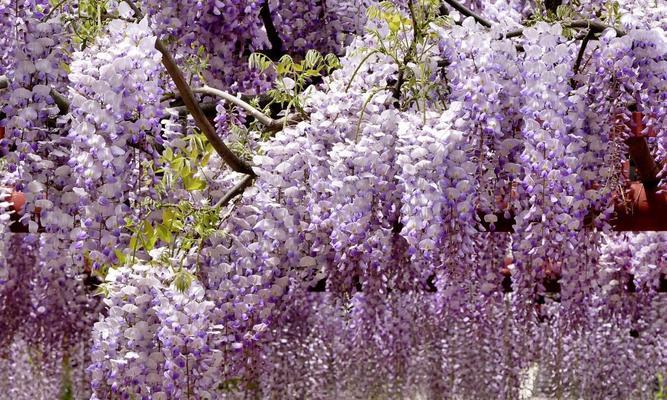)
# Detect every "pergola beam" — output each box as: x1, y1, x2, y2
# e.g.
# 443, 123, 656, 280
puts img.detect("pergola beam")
628, 143, 657, 183
480, 183, 667, 233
